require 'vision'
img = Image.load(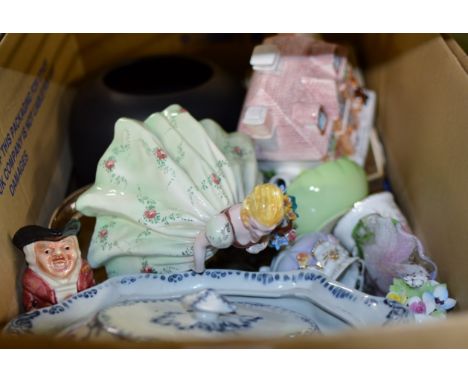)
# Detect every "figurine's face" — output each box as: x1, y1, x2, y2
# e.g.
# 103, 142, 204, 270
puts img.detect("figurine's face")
34, 236, 79, 279
247, 217, 275, 242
